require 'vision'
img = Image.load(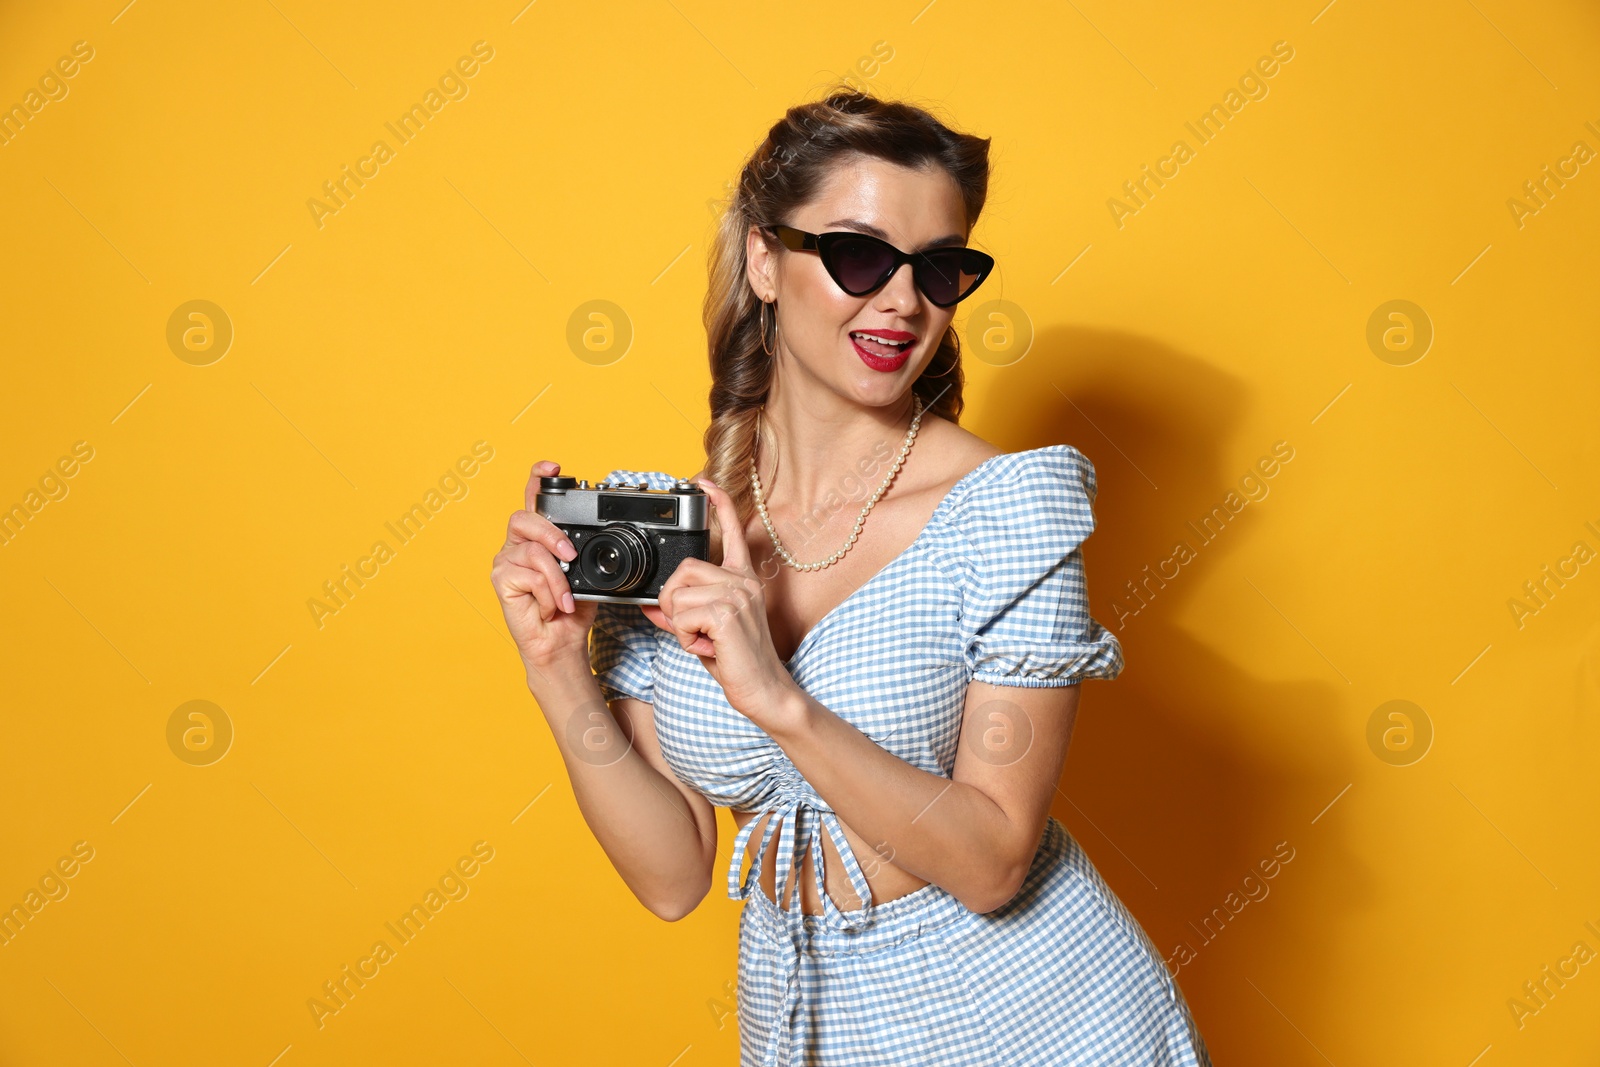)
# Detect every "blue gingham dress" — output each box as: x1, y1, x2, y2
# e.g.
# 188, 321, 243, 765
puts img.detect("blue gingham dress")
590, 445, 1212, 1066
